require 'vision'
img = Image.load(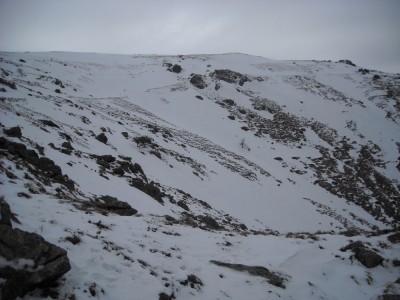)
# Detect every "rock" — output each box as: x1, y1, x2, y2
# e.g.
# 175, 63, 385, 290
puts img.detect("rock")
223, 99, 235, 106
159, 292, 175, 300
211, 69, 251, 86
93, 195, 137, 216
199, 215, 221, 230
190, 74, 207, 89
0, 197, 12, 226
388, 232, 400, 244
130, 179, 164, 203
179, 274, 203, 290
177, 200, 189, 211
3, 127, 22, 138
96, 132, 108, 144
171, 64, 182, 73
0, 225, 71, 300
0, 137, 75, 190
379, 295, 400, 300
340, 241, 384, 268
61, 141, 73, 150
210, 260, 286, 288
39, 119, 60, 129
355, 248, 384, 268
133, 136, 153, 147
